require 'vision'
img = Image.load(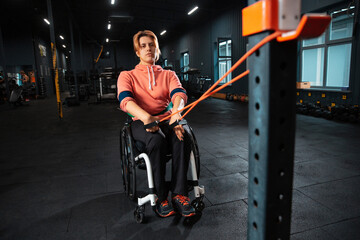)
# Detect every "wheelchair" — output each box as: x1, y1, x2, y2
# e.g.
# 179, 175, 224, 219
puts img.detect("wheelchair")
119, 118, 205, 223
